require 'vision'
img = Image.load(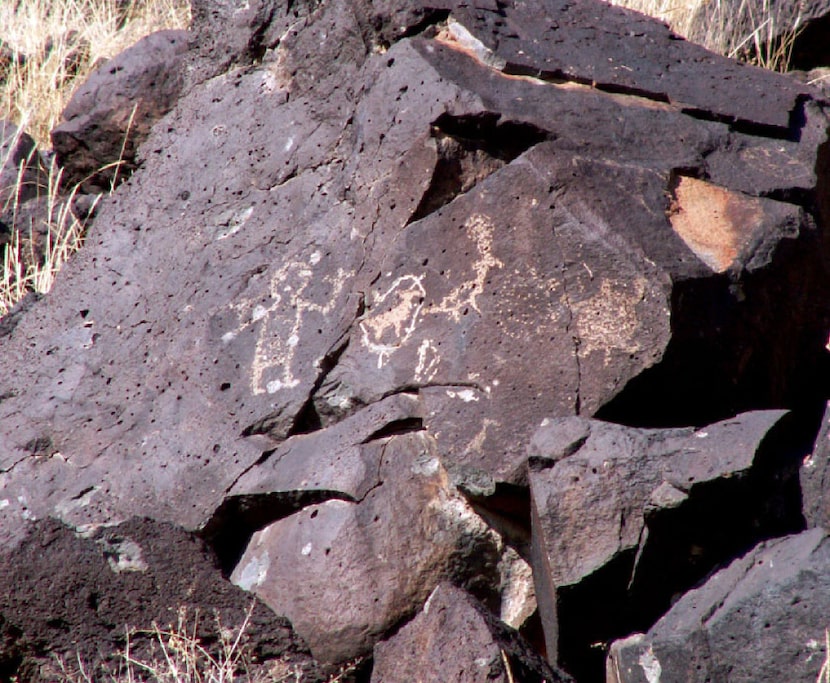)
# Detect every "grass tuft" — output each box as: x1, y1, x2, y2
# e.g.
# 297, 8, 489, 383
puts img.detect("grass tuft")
52, 604, 365, 683
1, 0, 190, 148
0, 0, 190, 317
608, 0, 802, 73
